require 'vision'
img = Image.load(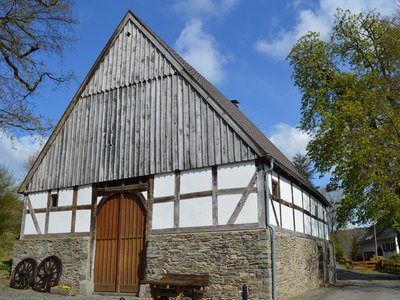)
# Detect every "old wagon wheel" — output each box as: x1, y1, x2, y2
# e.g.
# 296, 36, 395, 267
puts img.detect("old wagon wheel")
10, 258, 37, 289
33, 256, 62, 292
